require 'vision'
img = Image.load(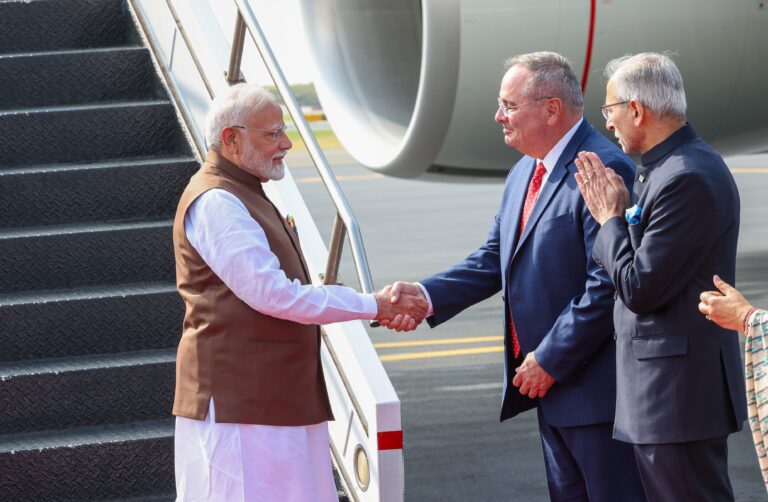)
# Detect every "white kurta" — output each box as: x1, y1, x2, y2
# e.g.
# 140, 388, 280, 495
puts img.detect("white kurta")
175, 188, 377, 502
